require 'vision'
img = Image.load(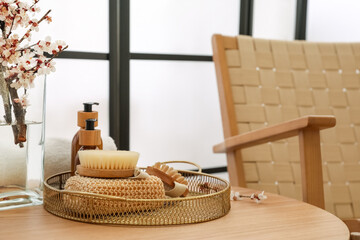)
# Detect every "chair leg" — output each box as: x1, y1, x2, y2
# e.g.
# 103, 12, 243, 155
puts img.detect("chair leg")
344, 219, 360, 233
298, 128, 325, 209
226, 150, 246, 187
351, 232, 360, 240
